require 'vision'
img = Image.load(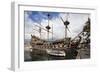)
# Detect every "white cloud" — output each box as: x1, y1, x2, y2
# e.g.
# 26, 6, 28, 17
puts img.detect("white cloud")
24, 12, 89, 40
